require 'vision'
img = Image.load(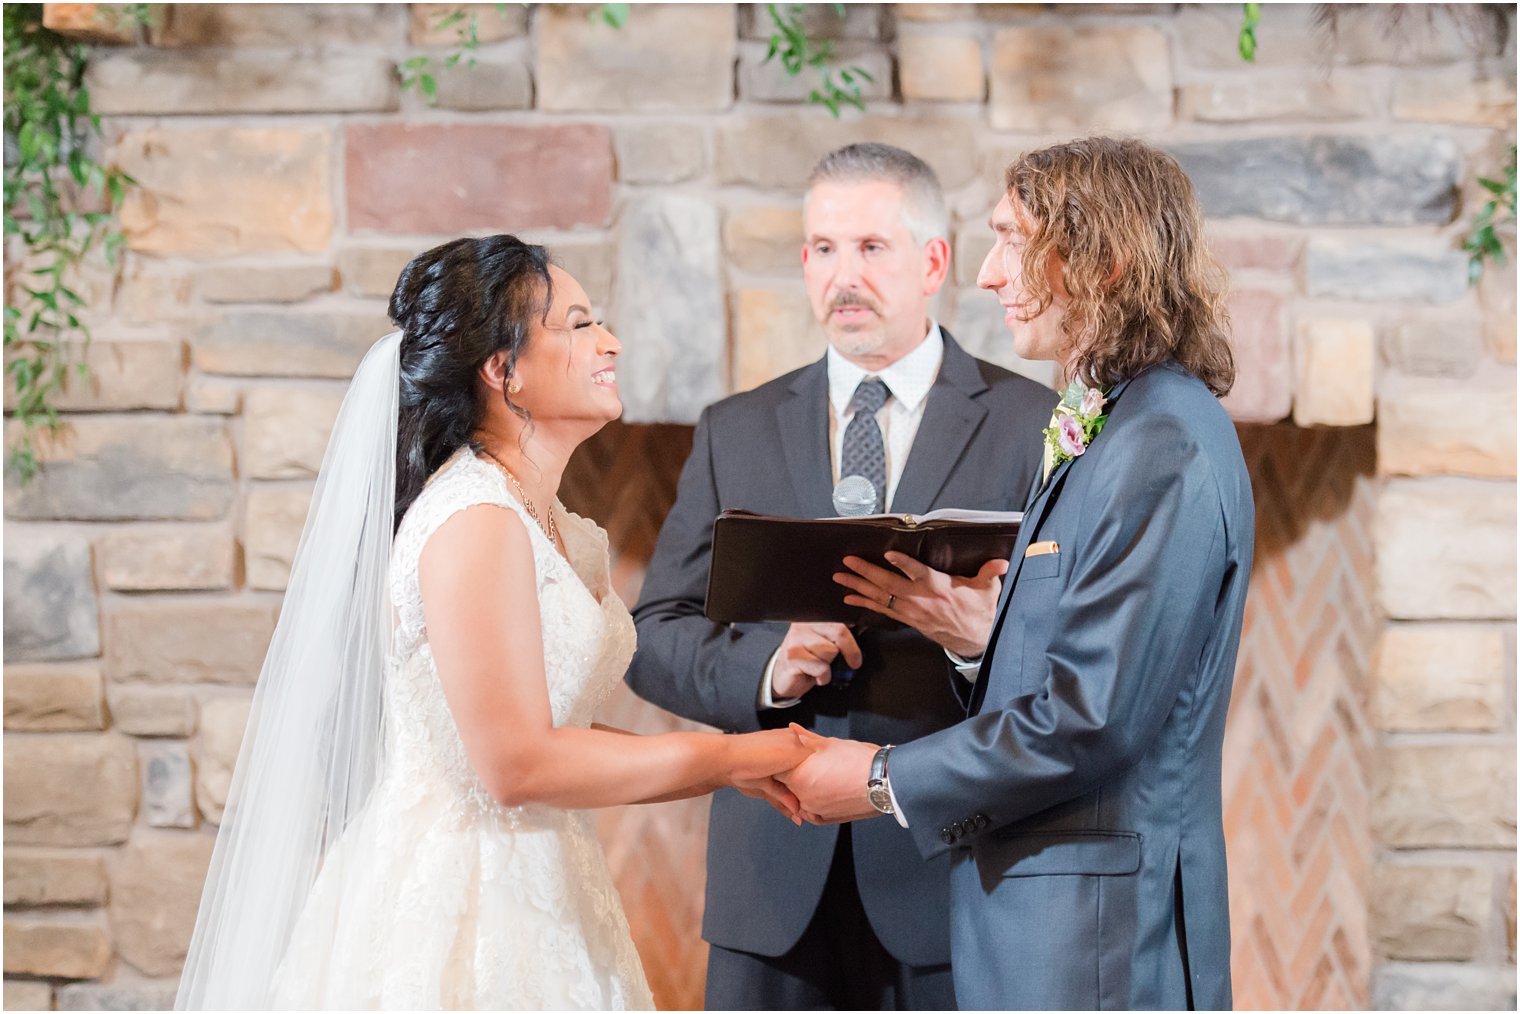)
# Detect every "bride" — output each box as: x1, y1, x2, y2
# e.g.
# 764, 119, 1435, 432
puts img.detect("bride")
176, 236, 807, 1010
